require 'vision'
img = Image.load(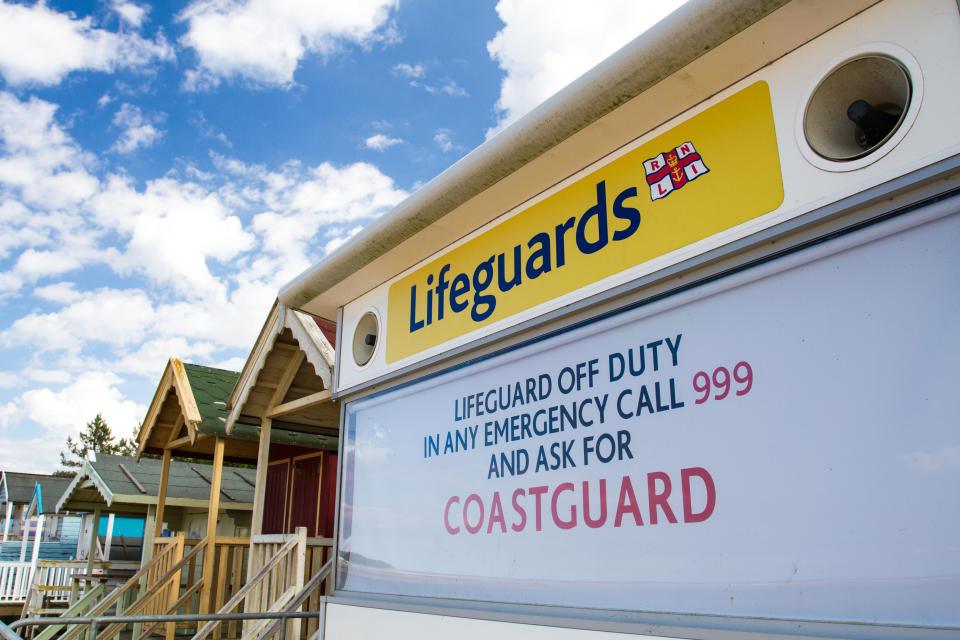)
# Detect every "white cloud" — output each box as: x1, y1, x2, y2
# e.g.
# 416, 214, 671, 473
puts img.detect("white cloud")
1, 229, 104, 293
433, 129, 461, 153
394, 62, 466, 97
486, 0, 688, 135
111, 104, 165, 154
0, 92, 99, 210
0, 1, 173, 86
190, 111, 232, 147
19, 371, 144, 441
112, 1, 148, 28
147, 279, 279, 350
0, 371, 144, 472
392, 62, 424, 79
0, 89, 411, 480
438, 81, 467, 97
24, 369, 72, 385
1, 288, 156, 353
410, 79, 467, 97
111, 337, 216, 379
213, 356, 247, 371
288, 162, 406, 220
90, 175, 254, 298
903, 445, 960, 471
179, 0, 398, 89
14, 247, 90, 280
0, 93, 104, 290
0, 401, 19, 428
0, 435, 61, 473
32, 282, 84, 304
229, 158, 406, 279
365, 133, 402, 151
